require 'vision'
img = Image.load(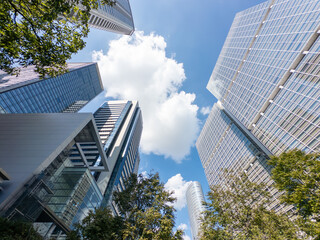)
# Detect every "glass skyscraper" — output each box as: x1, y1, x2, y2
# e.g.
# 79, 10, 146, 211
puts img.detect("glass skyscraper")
92, 101, 143, 212
88, 0, 135, 35
0, 100, 143, 238
0, 113, 106, 239
197, 0, 320, 214
186, 182, 206, 240
0, 63, 103, 113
